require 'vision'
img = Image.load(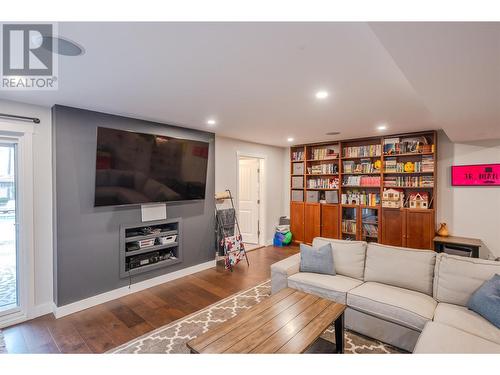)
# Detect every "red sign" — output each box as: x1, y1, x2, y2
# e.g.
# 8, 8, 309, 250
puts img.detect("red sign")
451, 164, 500, 186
